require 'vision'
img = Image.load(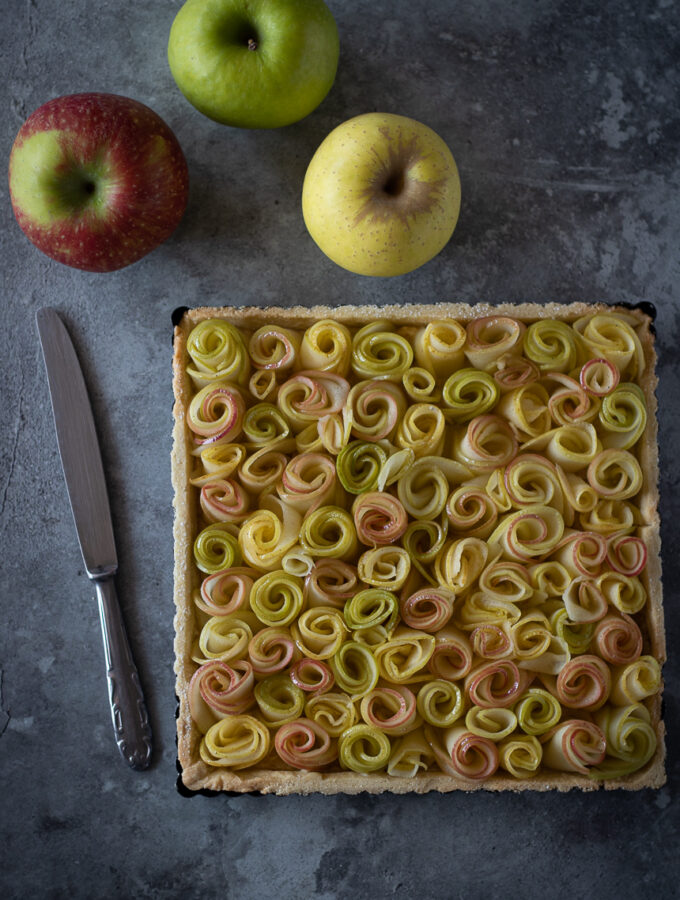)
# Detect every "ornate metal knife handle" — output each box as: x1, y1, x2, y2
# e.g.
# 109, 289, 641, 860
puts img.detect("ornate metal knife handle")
94, 574, 152, 770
